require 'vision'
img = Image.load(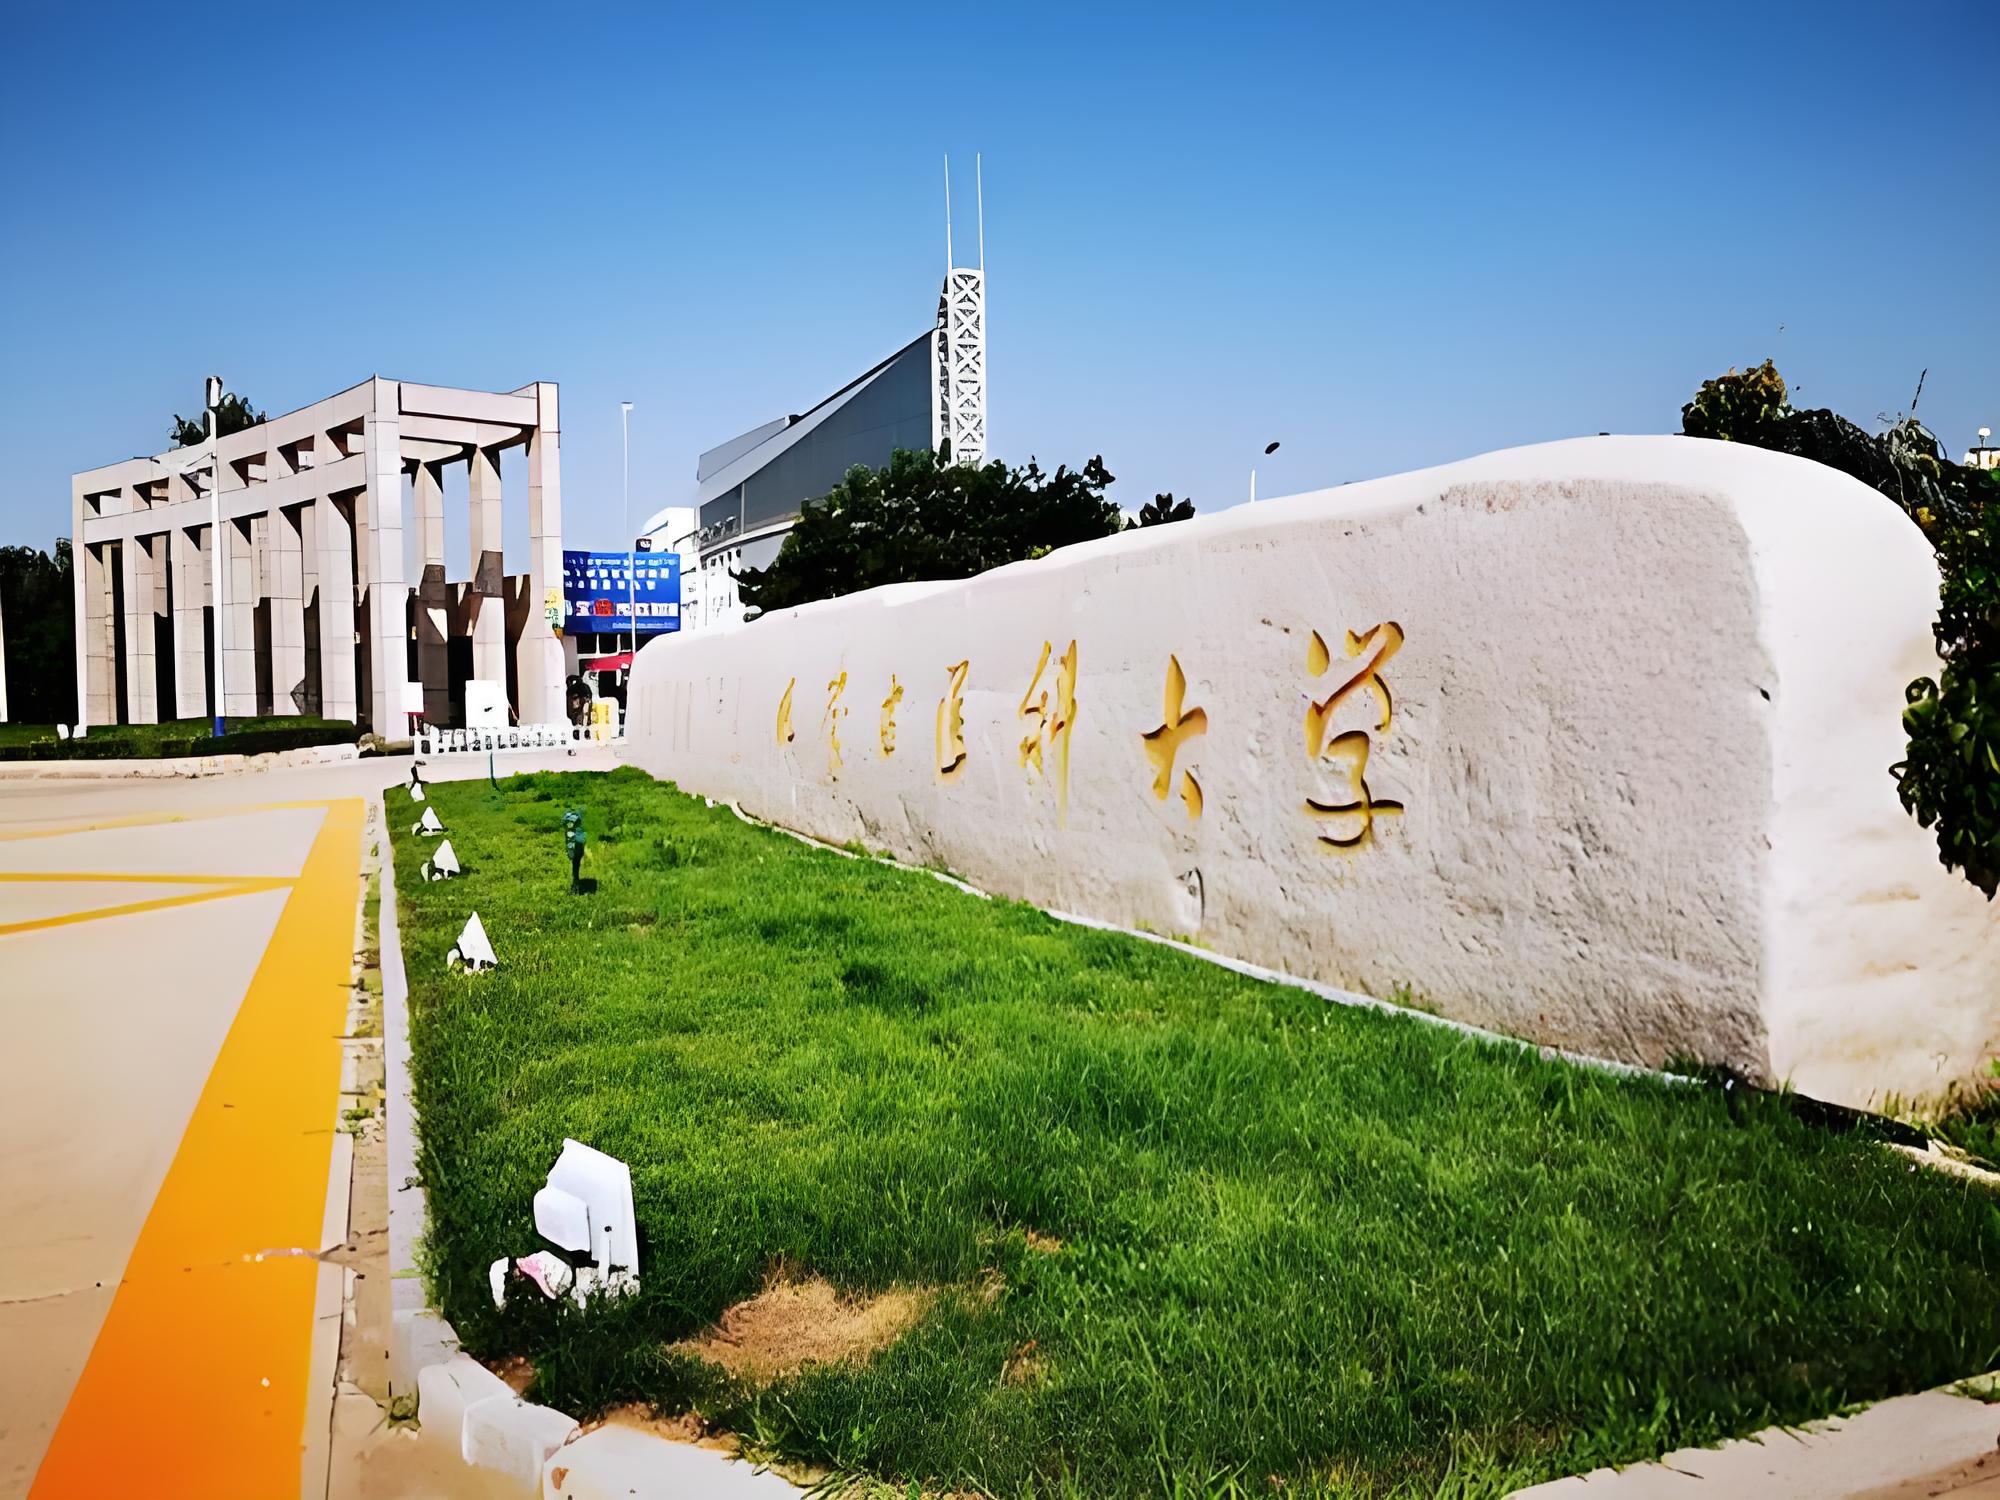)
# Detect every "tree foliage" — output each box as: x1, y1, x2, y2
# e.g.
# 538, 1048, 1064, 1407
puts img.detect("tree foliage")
736, 449, 1127, 614
1683, 361, 2000, 895
1, 539, 77, 725
1132, 493, 1196, 528
172, 390, 266, 448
